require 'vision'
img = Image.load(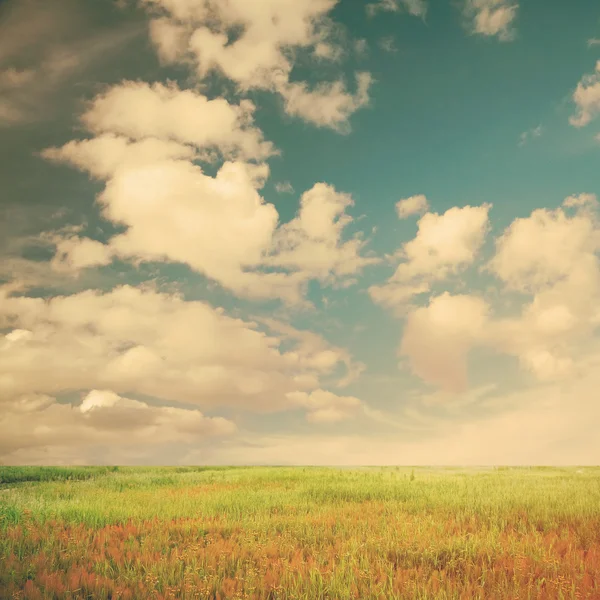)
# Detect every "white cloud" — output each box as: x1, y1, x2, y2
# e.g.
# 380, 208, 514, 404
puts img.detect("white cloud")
463, 0, 518, 41
50, 235, 114, 273
148, 17, 190, 64
265, 183, 380, 283
277, 72, 372, 133
256, 316, 365, 388
518, 124, 543, 147
570, 60, 600, 128
286, 388, 364, 423
312, 41, 344, 62
487, 200, 599, 293
400, 292, 490, 392
368, 282, 431, 316
588, 39, 600, 48
395, 194, 429, 218
370, 196, 600, 392
141, 0, 372, 130
389, 204, 491, 281
0, 284, 363, 415
191, 365, 600, 465
483, 196, 600, 382
42, 134, 199, 180
45, 157, 282, 296
369, 204, 491, 311
78, 390, 236, 436
43, 103, 376, 305
563, 192, 598, 210
275, 181, 294, 194
0, 389, 236, 461
181, 0, 337, 90
366, 0, 428, 18
402, 197, 600, 389
79, 81, 276, 162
